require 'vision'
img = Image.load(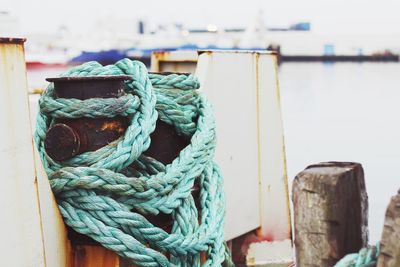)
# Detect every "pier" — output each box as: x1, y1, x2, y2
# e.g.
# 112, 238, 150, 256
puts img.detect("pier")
1, 38, 400, 267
